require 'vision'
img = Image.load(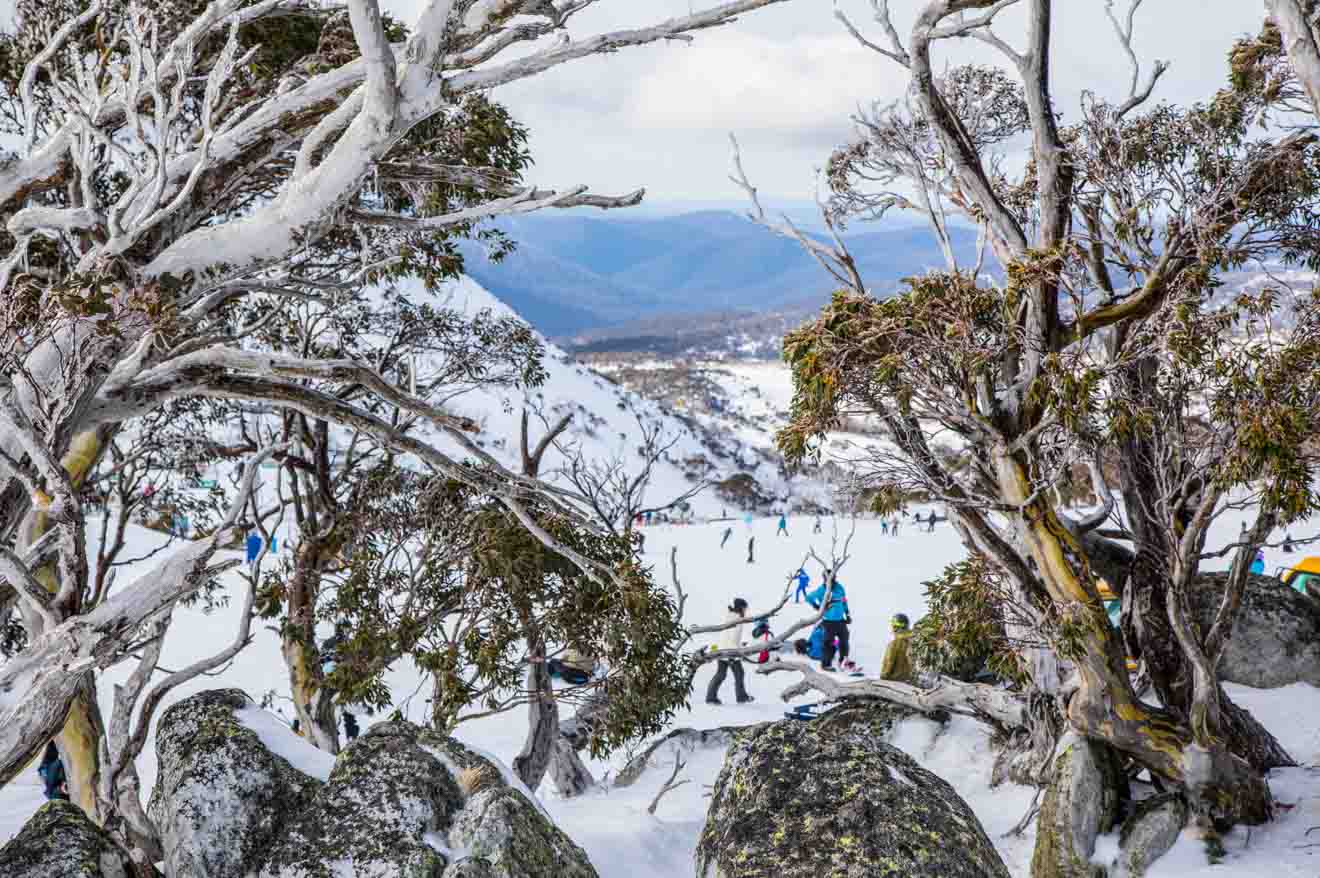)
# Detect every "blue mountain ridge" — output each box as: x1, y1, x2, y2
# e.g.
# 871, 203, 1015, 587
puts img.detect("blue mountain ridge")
456, 211, 980, 337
